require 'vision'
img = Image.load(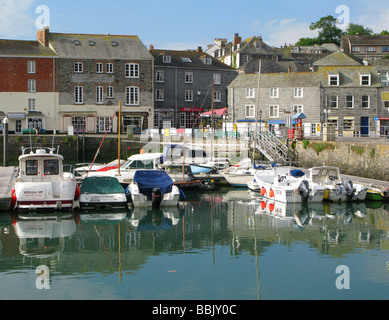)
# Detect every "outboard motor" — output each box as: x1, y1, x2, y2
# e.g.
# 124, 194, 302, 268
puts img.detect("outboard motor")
342, 178, 355, 201
152, 188, 163, 209
298, 180, 310, 202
